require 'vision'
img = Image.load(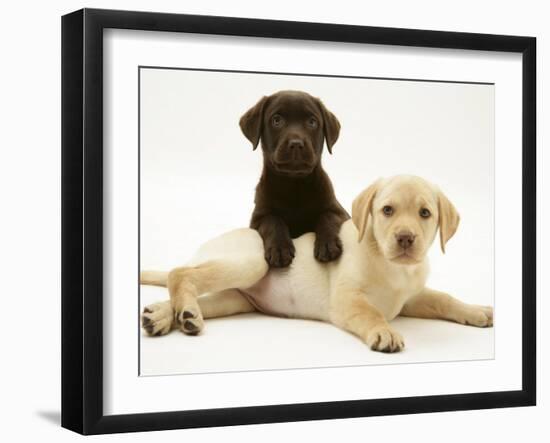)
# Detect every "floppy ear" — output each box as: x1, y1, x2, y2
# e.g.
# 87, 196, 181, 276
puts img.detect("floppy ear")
316, 98, 341, 154
239, 96, 268, 150
352, 180, 380, 242
438, 189, 460, 253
